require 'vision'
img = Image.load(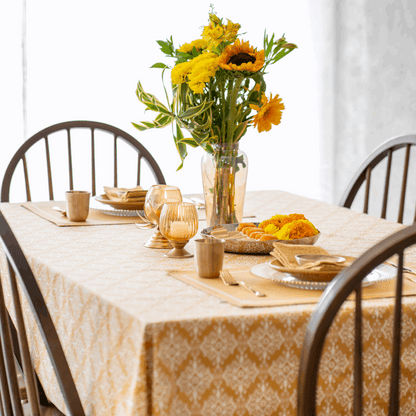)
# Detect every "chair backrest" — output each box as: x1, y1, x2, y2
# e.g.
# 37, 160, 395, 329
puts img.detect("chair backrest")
1, 120, 166, 202
0, 210, 85, 415
297, 223, 416, 416
339, 134, 416, 224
